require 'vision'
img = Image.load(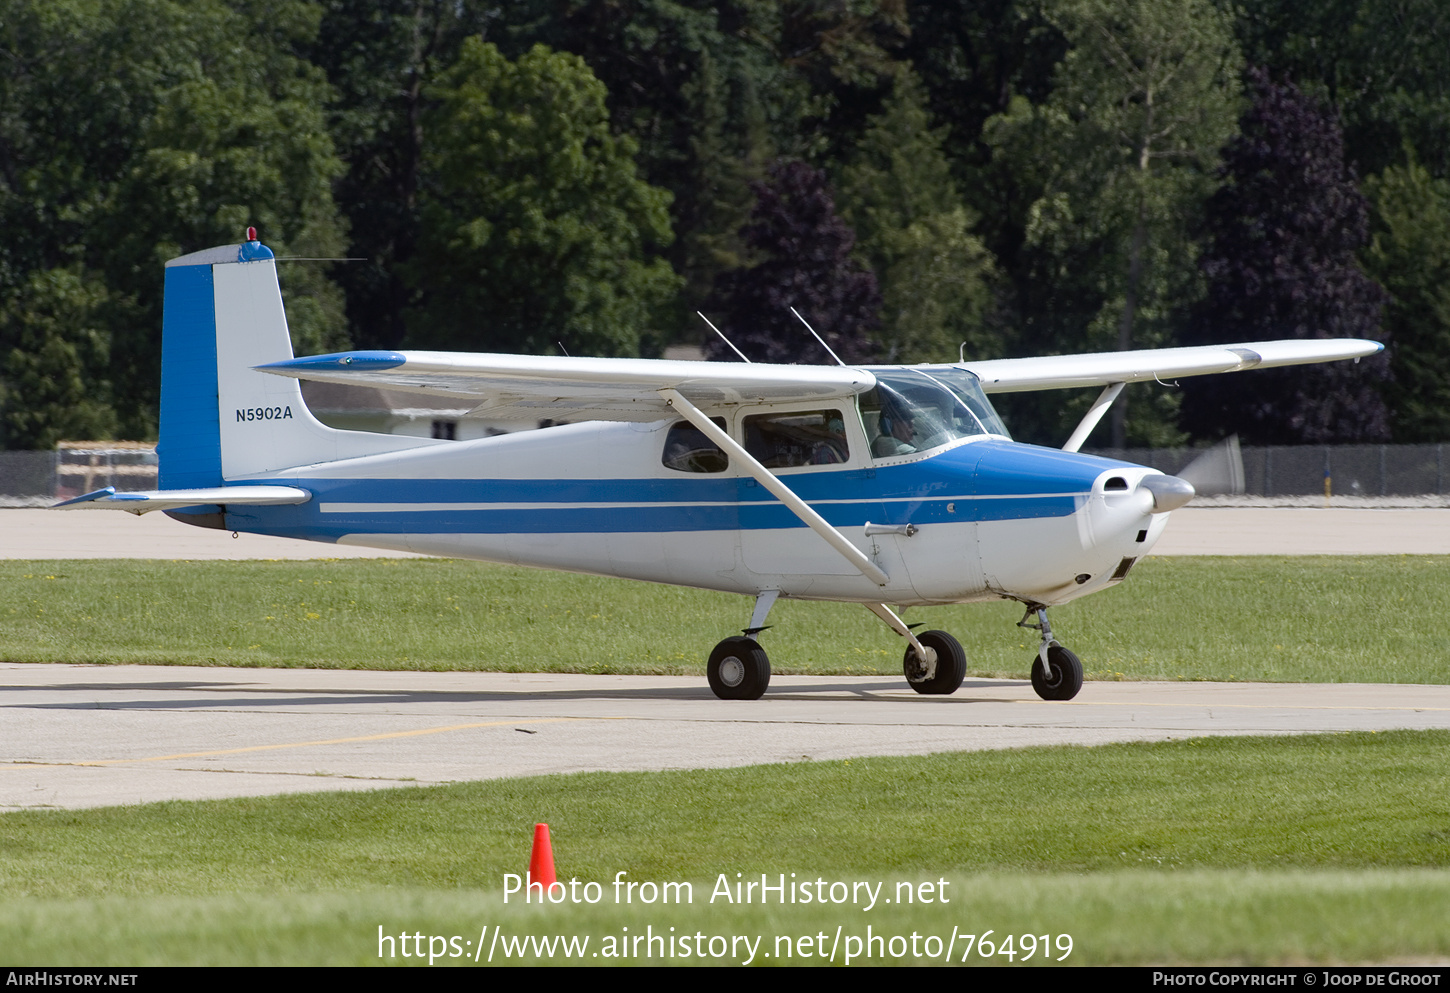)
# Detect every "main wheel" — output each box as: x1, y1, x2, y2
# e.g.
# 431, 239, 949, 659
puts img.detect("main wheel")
1031, 644, 1083, 700
903, 630, 967, 695
707, 636, 771, 700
